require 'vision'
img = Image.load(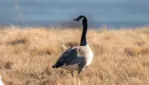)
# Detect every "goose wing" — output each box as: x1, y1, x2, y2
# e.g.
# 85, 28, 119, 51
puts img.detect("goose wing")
53, 47, 81, 68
